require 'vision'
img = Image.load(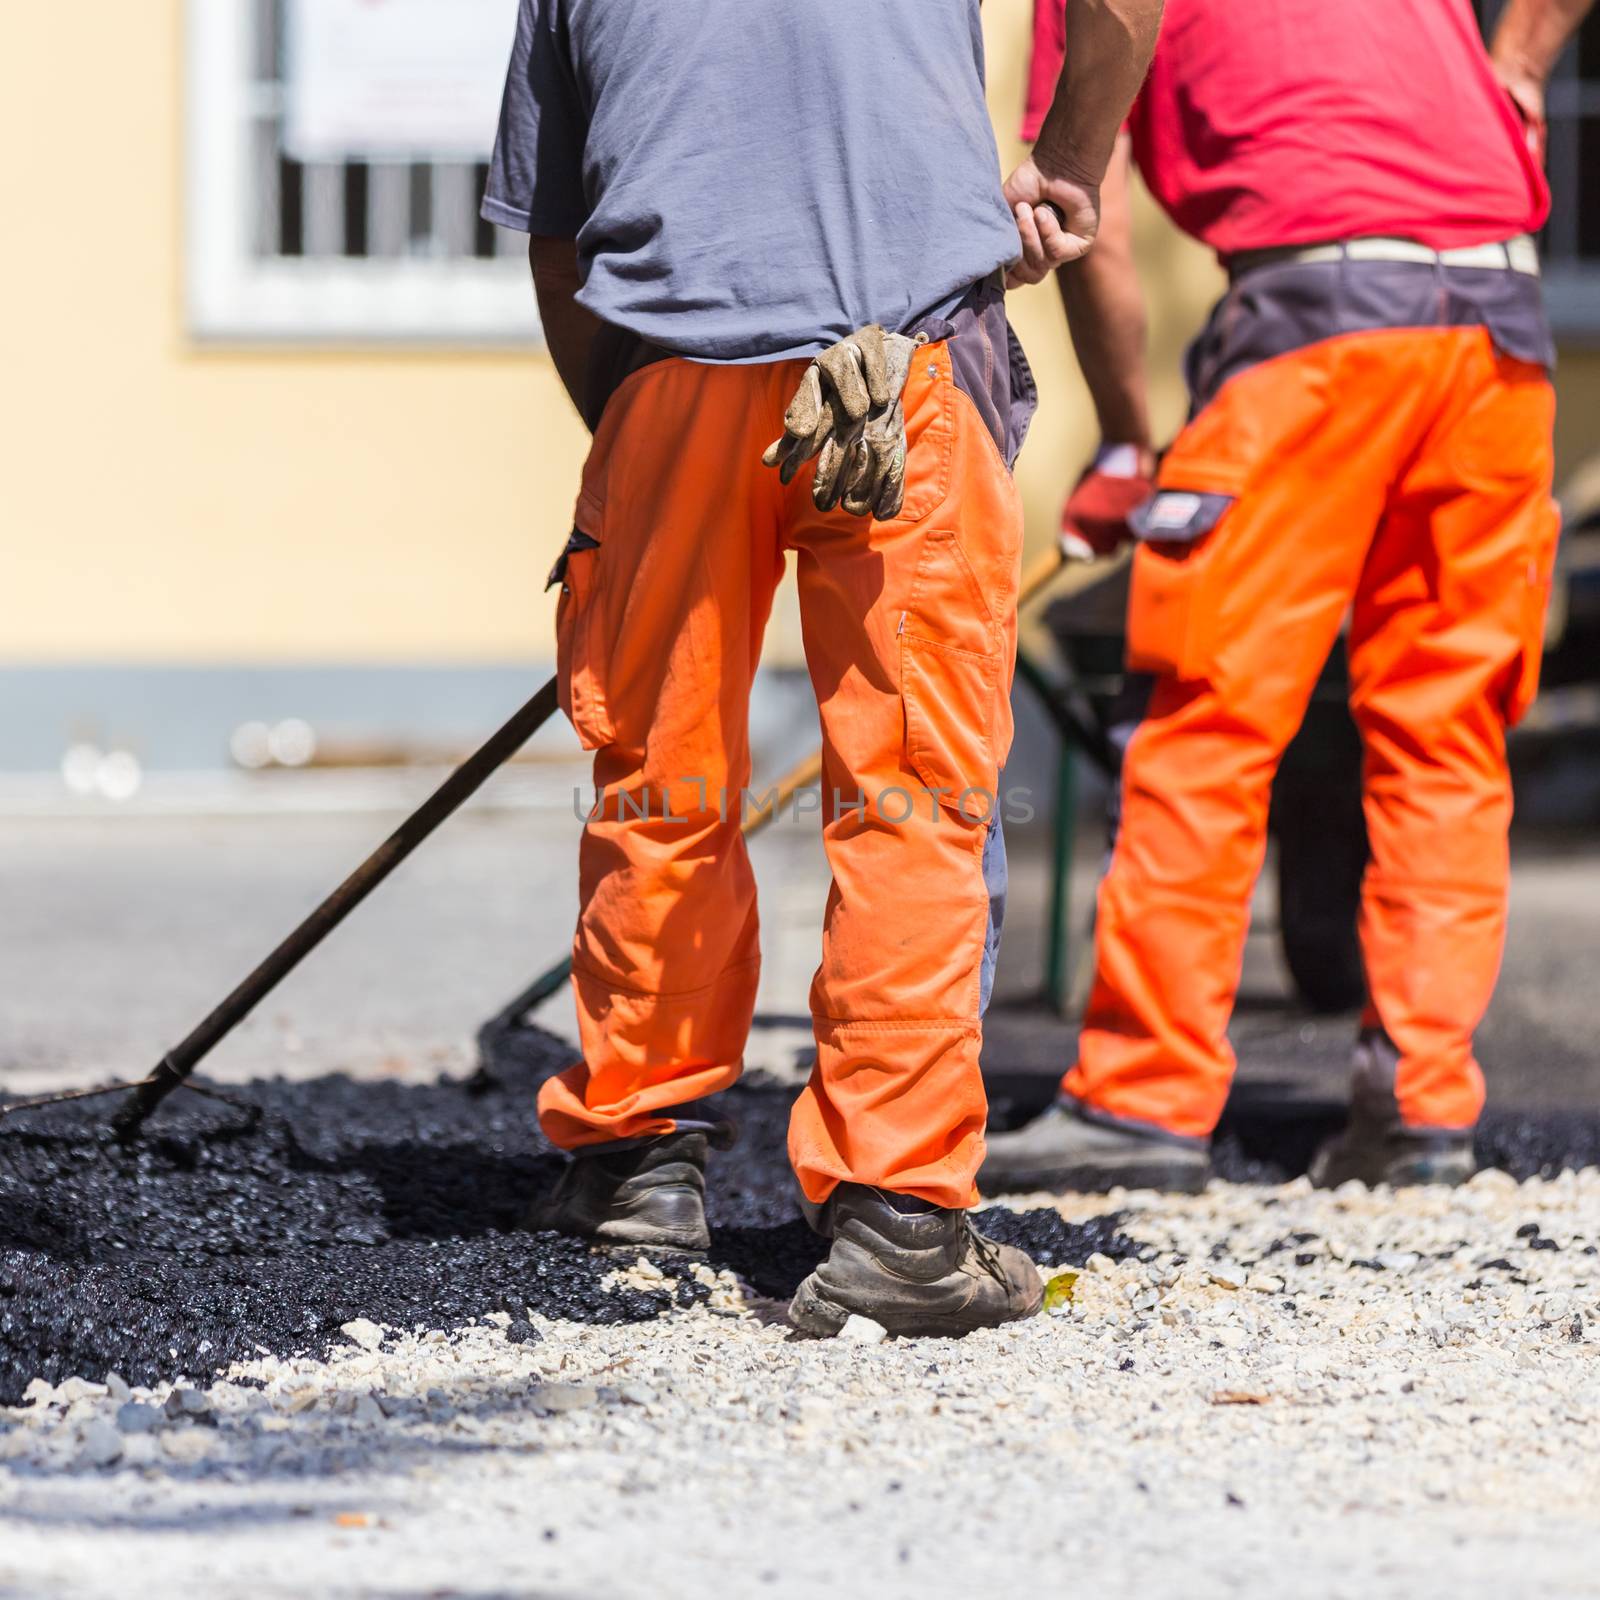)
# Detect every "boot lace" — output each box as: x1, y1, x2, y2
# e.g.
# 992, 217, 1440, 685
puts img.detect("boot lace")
964, 1220, 1009, 1285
